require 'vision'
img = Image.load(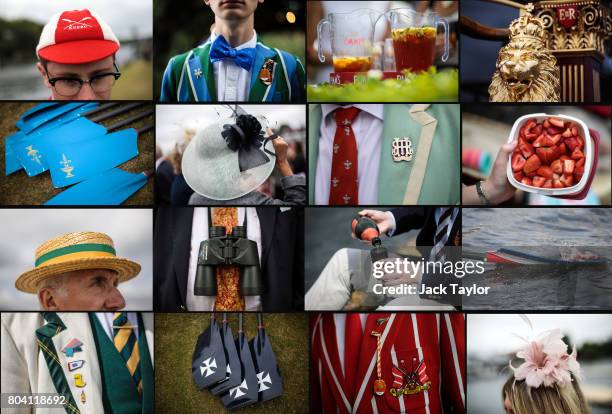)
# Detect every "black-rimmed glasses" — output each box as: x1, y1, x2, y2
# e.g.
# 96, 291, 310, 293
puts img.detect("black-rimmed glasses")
45, 63, 122, 97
